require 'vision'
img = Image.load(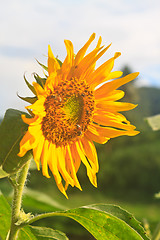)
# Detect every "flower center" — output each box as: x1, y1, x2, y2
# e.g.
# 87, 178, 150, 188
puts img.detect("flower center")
41, 78, 94, 146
